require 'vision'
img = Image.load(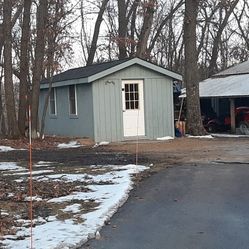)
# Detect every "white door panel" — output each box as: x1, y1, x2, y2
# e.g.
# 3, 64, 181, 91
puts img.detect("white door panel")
122, 80, 145, 137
